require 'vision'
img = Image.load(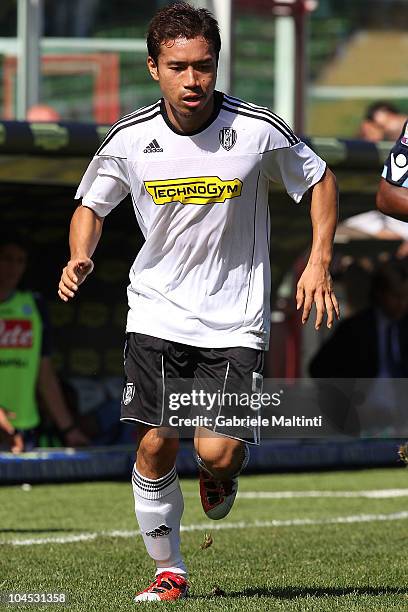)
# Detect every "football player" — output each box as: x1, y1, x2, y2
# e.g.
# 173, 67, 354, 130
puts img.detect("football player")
58, 2, 339, 601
